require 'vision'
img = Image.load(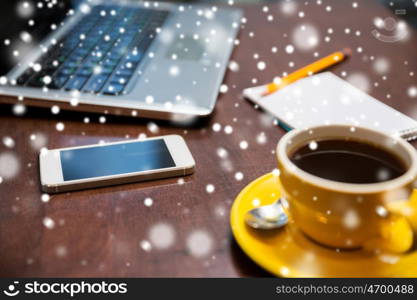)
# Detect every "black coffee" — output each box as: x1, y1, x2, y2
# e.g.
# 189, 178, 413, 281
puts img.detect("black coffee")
290, 139, 407, 184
